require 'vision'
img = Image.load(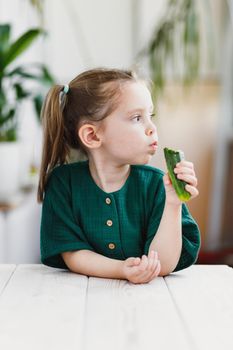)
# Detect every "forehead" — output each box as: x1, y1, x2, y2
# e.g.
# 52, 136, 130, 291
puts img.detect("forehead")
117, 81, 153, 111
